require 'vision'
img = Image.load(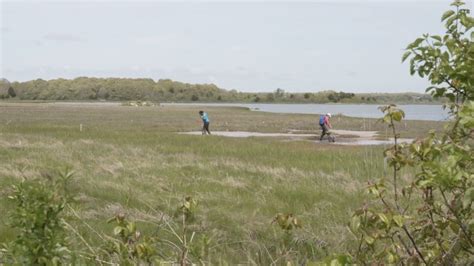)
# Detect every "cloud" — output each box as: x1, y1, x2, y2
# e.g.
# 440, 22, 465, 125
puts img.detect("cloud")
136, 34, 177, 45
43, 33, 85, 42
207, 75, 219, 84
